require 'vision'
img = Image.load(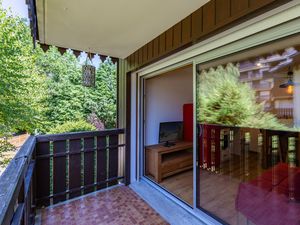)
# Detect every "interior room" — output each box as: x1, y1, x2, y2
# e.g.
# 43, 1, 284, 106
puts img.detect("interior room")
196, 41, 300, 225
143, 65, 194, 205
